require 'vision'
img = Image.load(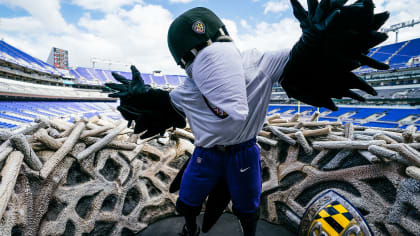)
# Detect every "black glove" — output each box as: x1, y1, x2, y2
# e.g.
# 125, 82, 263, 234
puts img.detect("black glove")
117, 100, 186, 139
280, 0, 390, 111
105, 66, 151, 106
106, 66, 186, 139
